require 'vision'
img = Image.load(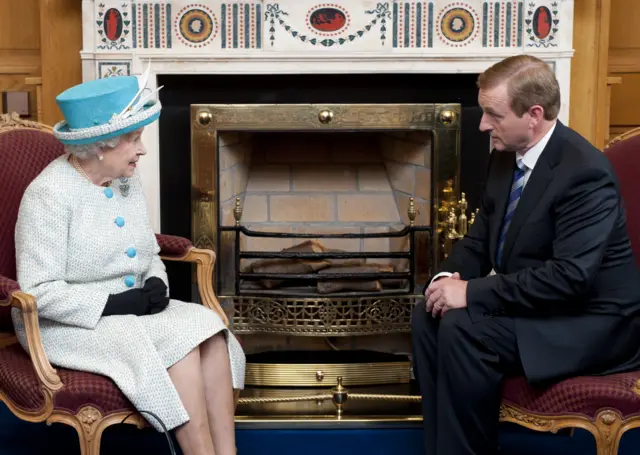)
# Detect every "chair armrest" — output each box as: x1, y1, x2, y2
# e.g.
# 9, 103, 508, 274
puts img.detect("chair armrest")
0, 276, 63, 418
157, 236, 230, 326
155, 233, 193, 258
0, 276, 20, 303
